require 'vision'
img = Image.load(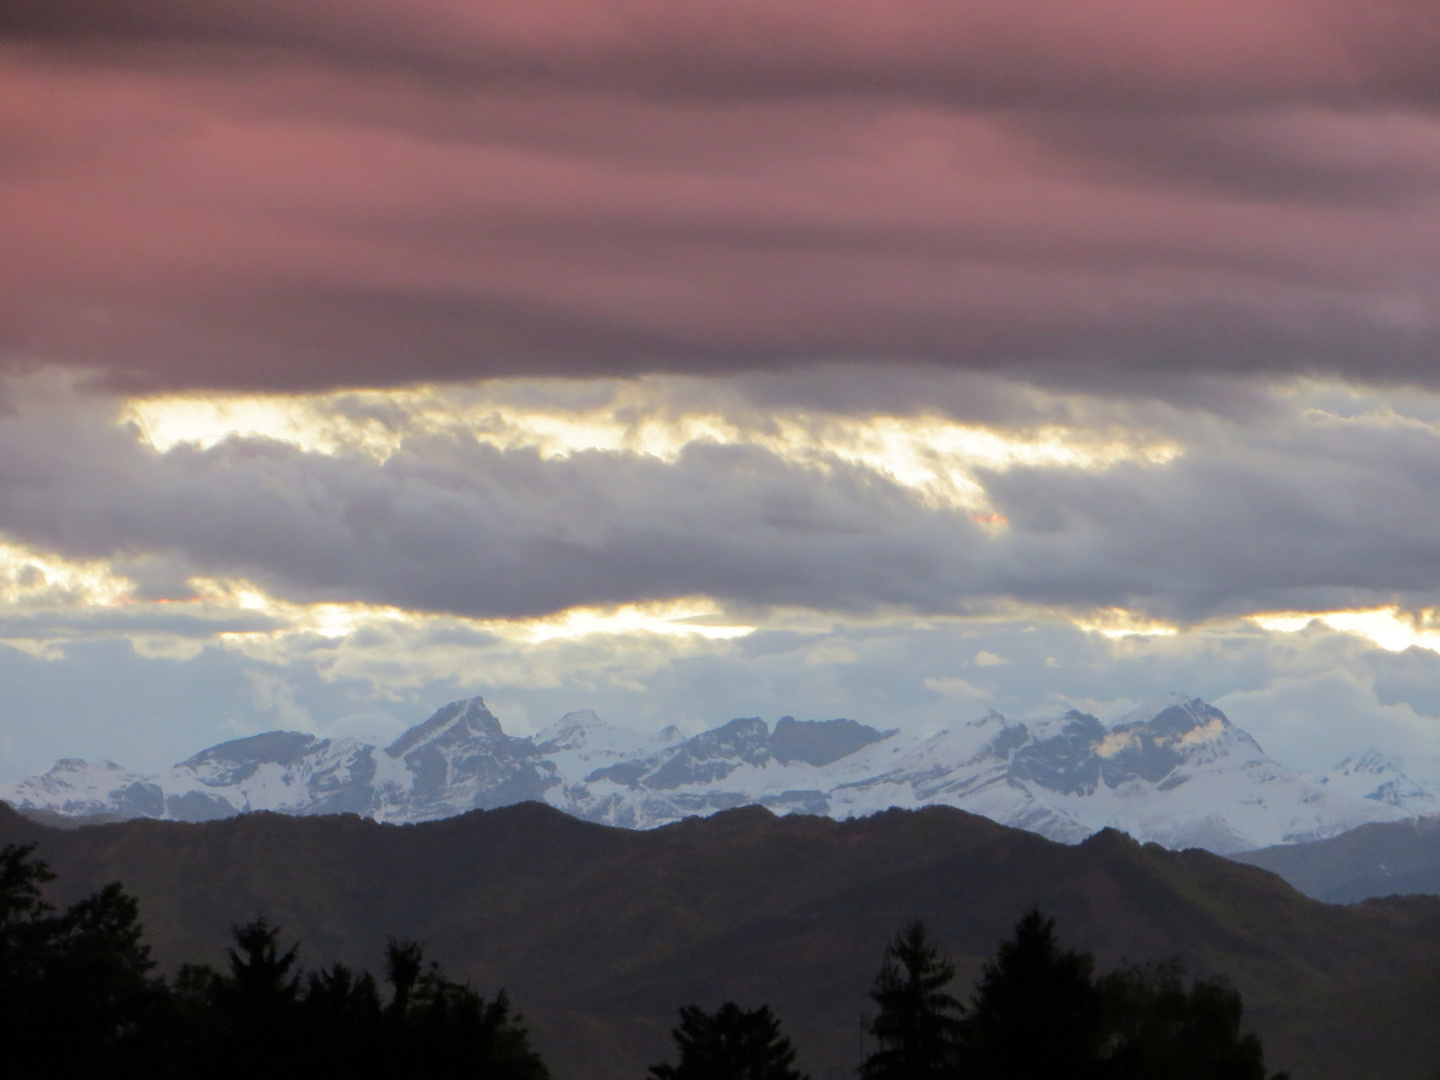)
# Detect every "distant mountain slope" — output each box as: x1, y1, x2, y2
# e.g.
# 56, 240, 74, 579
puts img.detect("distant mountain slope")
1311, 750, 1440, 812
1234, 816, 1440, 902
3, 693, 1432, 853
3, 801, 1440, 1080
